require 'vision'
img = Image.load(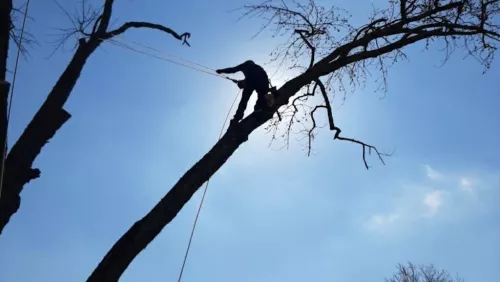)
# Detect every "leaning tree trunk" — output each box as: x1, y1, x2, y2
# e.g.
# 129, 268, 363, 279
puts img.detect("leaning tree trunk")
86, 72, 313, 282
